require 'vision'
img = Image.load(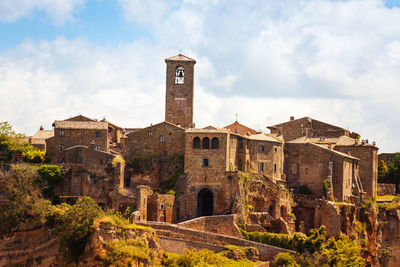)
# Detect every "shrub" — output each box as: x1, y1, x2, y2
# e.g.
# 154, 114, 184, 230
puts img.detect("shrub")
56, 197, 104, 262
274, 253, 299, 267
102, 238, 155, 266
378, 245, 393, 267
37, 165, 64, 197
162, 249, 258, 267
